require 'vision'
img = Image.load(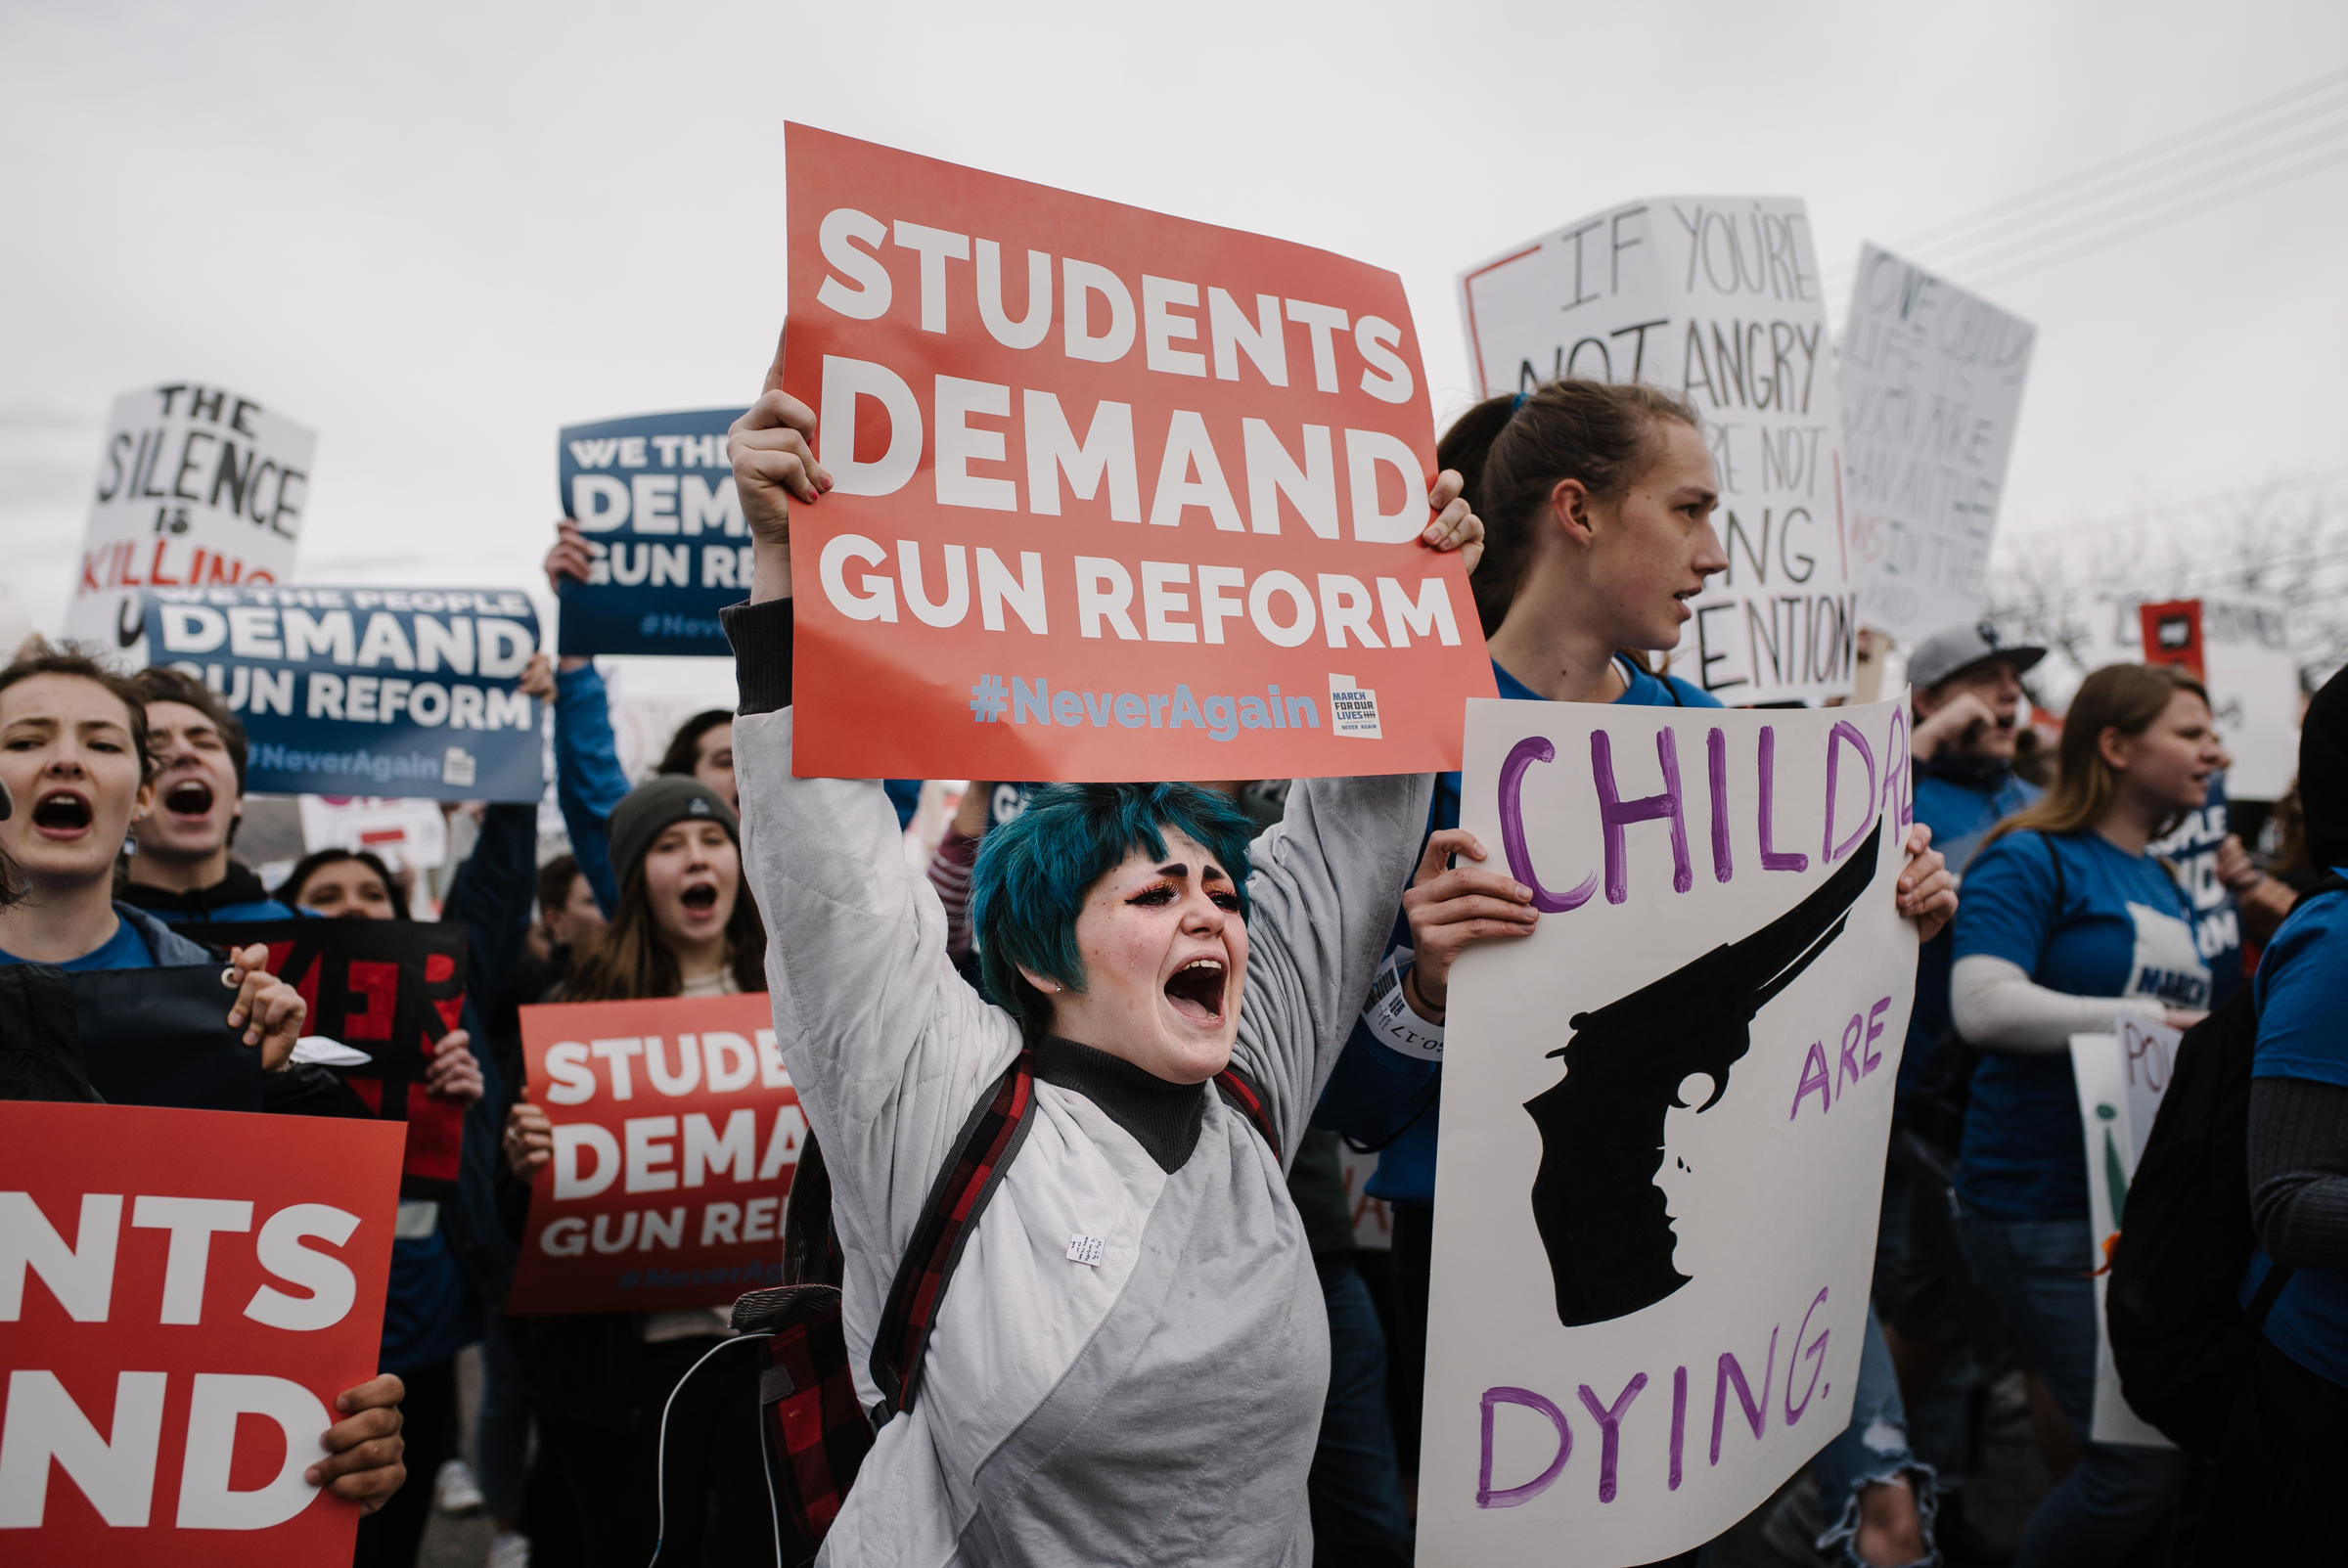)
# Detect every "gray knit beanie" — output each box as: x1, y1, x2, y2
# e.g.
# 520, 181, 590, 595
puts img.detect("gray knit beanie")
608, 777, 739, 891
